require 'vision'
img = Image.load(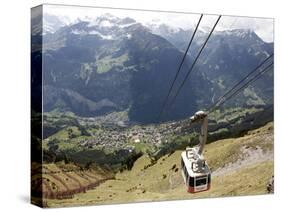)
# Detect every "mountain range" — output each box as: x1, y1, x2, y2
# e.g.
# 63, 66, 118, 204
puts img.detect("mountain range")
31, 13, 274, 123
